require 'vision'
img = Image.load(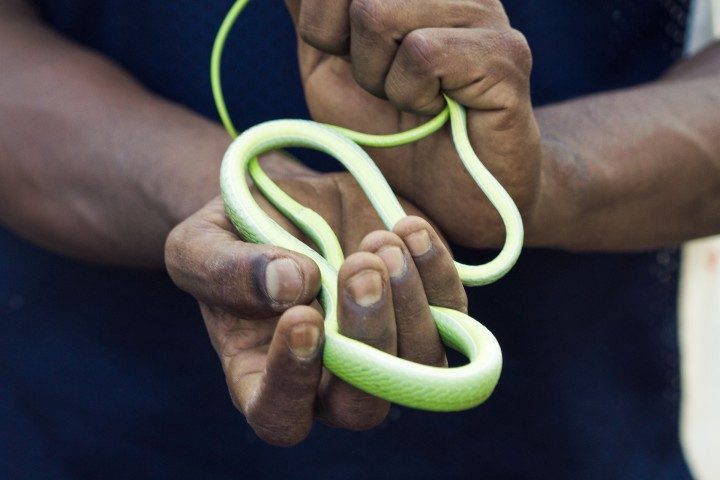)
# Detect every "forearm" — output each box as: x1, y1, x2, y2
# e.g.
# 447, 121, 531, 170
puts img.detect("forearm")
0, 3, 230, 266
1, 3, 235, 266
528, 42, 720, 250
